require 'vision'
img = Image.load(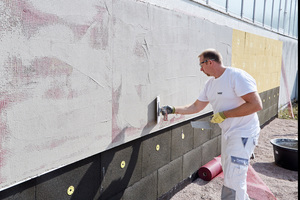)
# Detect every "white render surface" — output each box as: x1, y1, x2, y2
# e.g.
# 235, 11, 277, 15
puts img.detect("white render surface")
0, 0, 232, 190
1, 0, 297, 191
